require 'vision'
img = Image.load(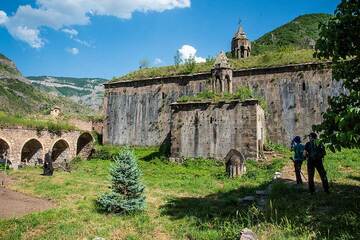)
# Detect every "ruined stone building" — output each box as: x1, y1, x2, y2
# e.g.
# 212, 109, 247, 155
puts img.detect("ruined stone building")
50, 106, 61, 118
